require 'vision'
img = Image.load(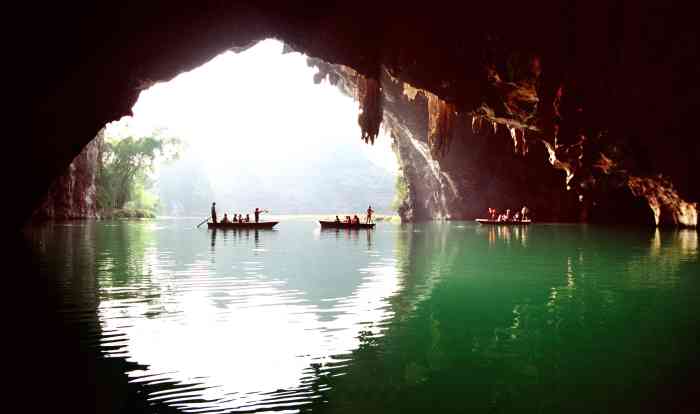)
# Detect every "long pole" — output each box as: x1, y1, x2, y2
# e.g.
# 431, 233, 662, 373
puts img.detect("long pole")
196, 217, 209, 228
